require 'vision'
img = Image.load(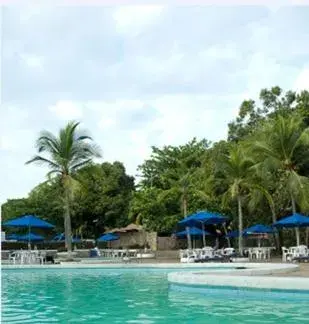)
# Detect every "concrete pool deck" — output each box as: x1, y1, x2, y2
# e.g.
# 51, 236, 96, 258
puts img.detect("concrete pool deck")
166, 263, 309, 291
